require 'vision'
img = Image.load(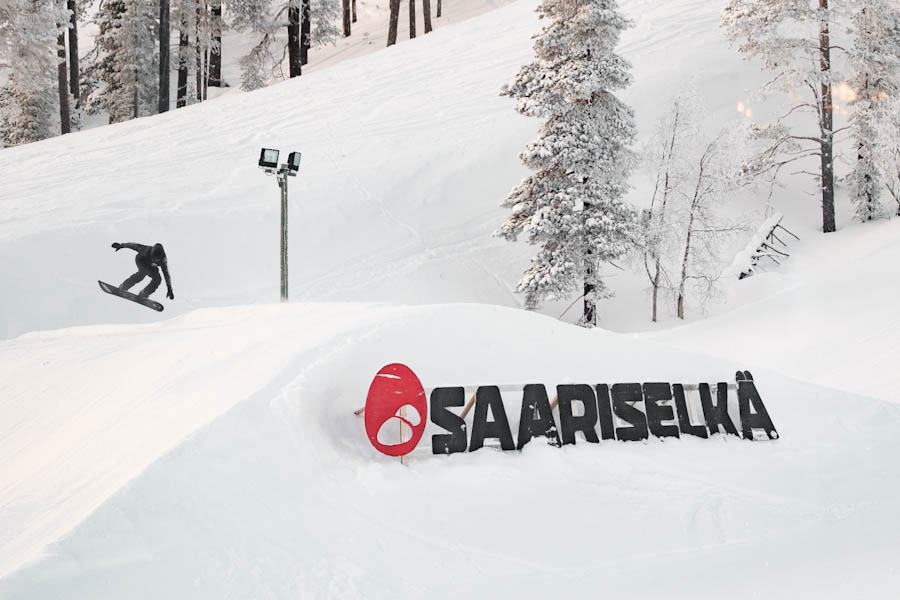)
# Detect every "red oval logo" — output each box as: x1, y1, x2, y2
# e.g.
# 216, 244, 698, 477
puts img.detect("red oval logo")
365, 364, 427, 456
